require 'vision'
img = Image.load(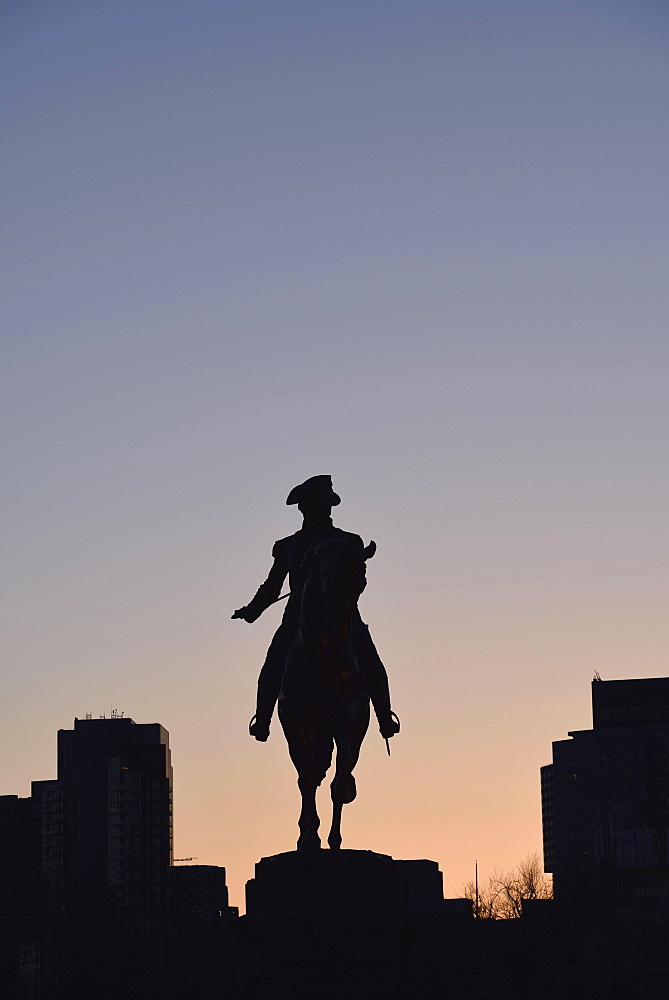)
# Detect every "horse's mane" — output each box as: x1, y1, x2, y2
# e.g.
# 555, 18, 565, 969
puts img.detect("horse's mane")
298, 536, 353, 592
